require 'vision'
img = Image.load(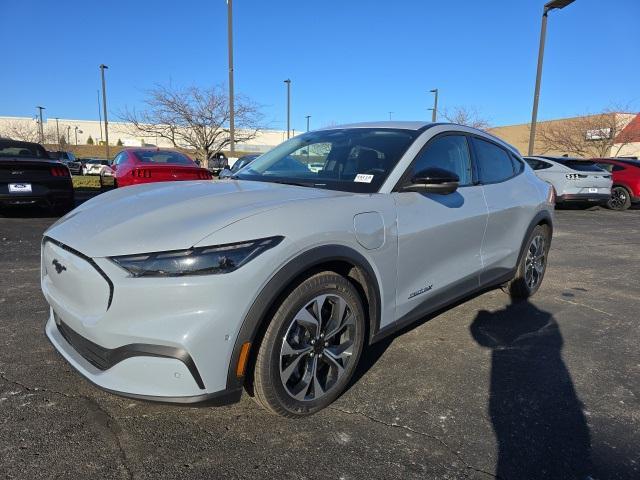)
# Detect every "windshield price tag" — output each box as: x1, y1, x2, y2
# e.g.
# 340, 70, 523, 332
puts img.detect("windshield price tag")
354, 174, 374, 183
